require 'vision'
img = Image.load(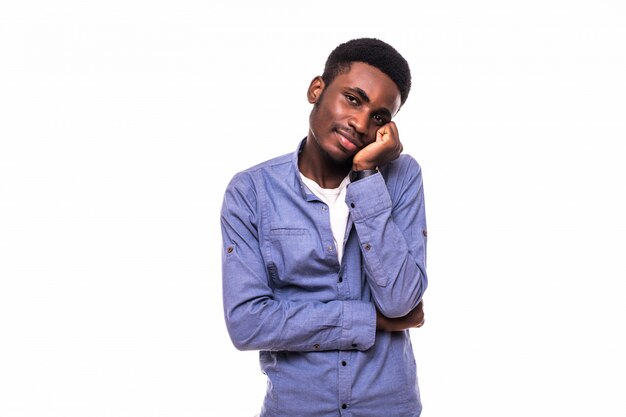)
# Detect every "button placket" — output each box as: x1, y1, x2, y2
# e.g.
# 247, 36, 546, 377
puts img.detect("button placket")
336, 267, 350, 300
337, 350, 352, 413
